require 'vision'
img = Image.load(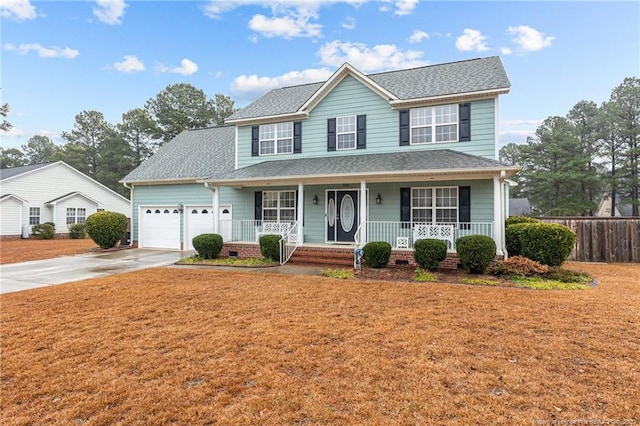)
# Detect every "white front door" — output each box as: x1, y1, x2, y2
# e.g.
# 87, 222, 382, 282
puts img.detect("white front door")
186, 206, 213, 251
218, 205, 232, 242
